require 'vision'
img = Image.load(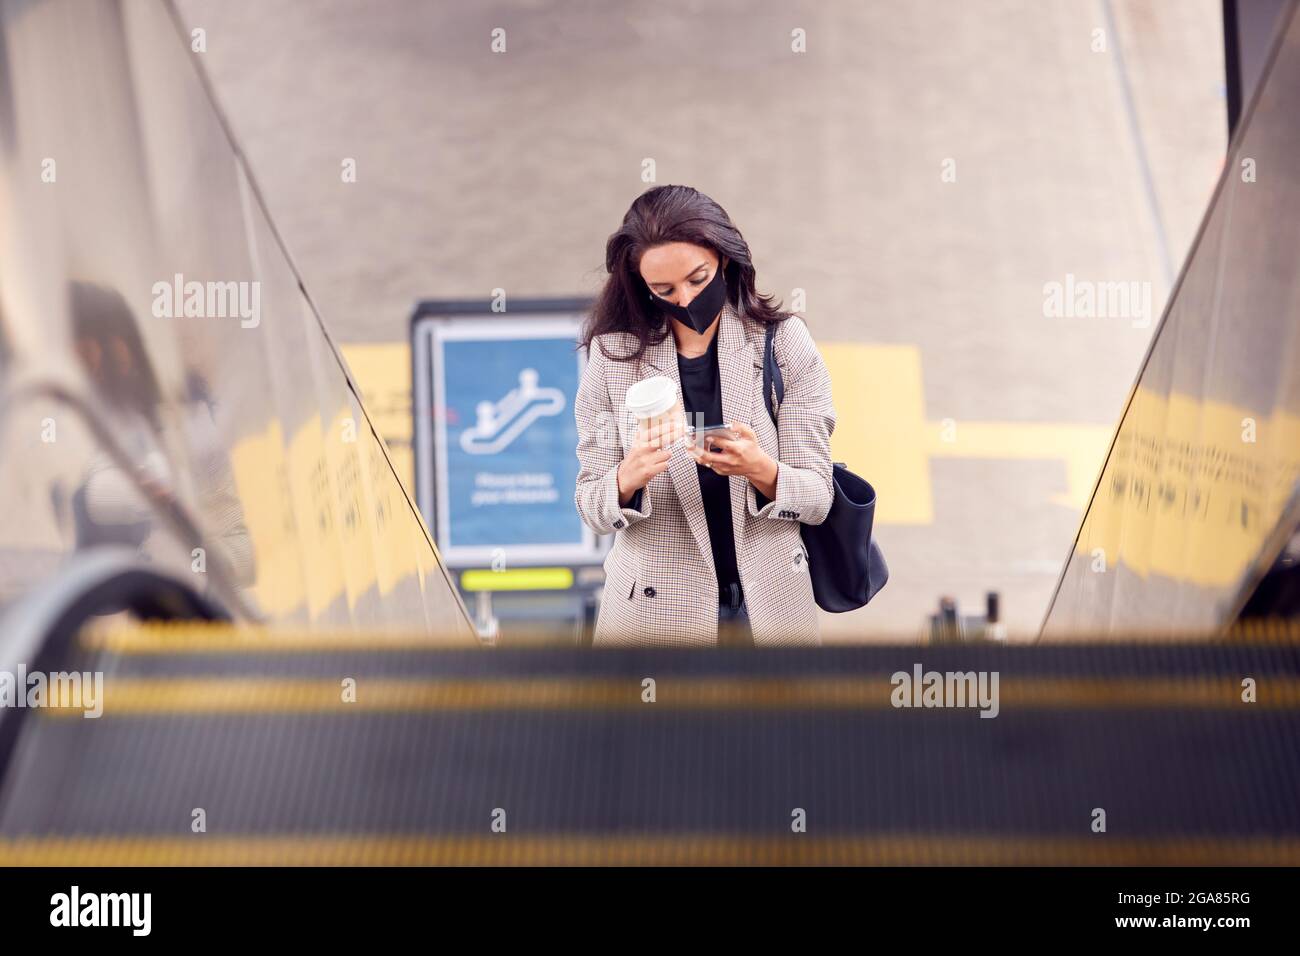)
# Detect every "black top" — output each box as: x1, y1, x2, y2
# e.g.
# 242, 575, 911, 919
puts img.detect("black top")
676, 331, 742, 598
